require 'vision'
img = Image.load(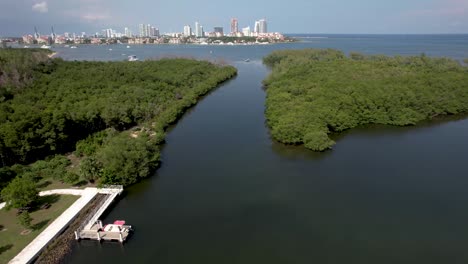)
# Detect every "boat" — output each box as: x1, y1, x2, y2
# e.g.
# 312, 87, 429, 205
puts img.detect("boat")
70, 46, 77, 49
128, 55, 139, 61
40, 45, 51, 49
101, 220, 133, 233
109, 48, 113, 51
244, 58, 250, 62
64, 45, 70, 48
126, 45, 131, 48
23, 45, 30, 48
